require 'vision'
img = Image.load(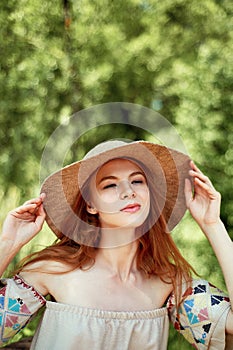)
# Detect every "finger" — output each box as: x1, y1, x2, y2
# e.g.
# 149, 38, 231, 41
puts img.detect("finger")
194, 177, 219, 200
37, 203, 46, 217
40, 193, 46, 201
184, 178, 193, 208
190, 161, 214, 185
15, 203, 38, 214
12, 212, 36, 221
23, 196, 45, 215
35, 205, 46, 230
23, 197, 43, 206
190, 160, 201, 172
190, 161, 206, 175
189, 169, 214, 189
190, 161, 211, 183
